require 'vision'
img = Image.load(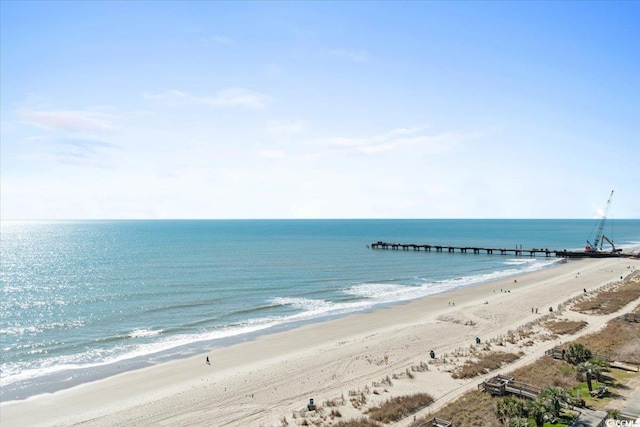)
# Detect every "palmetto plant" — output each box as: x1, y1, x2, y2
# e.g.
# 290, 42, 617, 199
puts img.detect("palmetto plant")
509, 417, 530, 427
590, 357, 609, 381
495, 396, 525, 425
538, 386, 573, 418
565, 343, 592, 365
526, 397, 553, 427
577, 362, 602, 392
